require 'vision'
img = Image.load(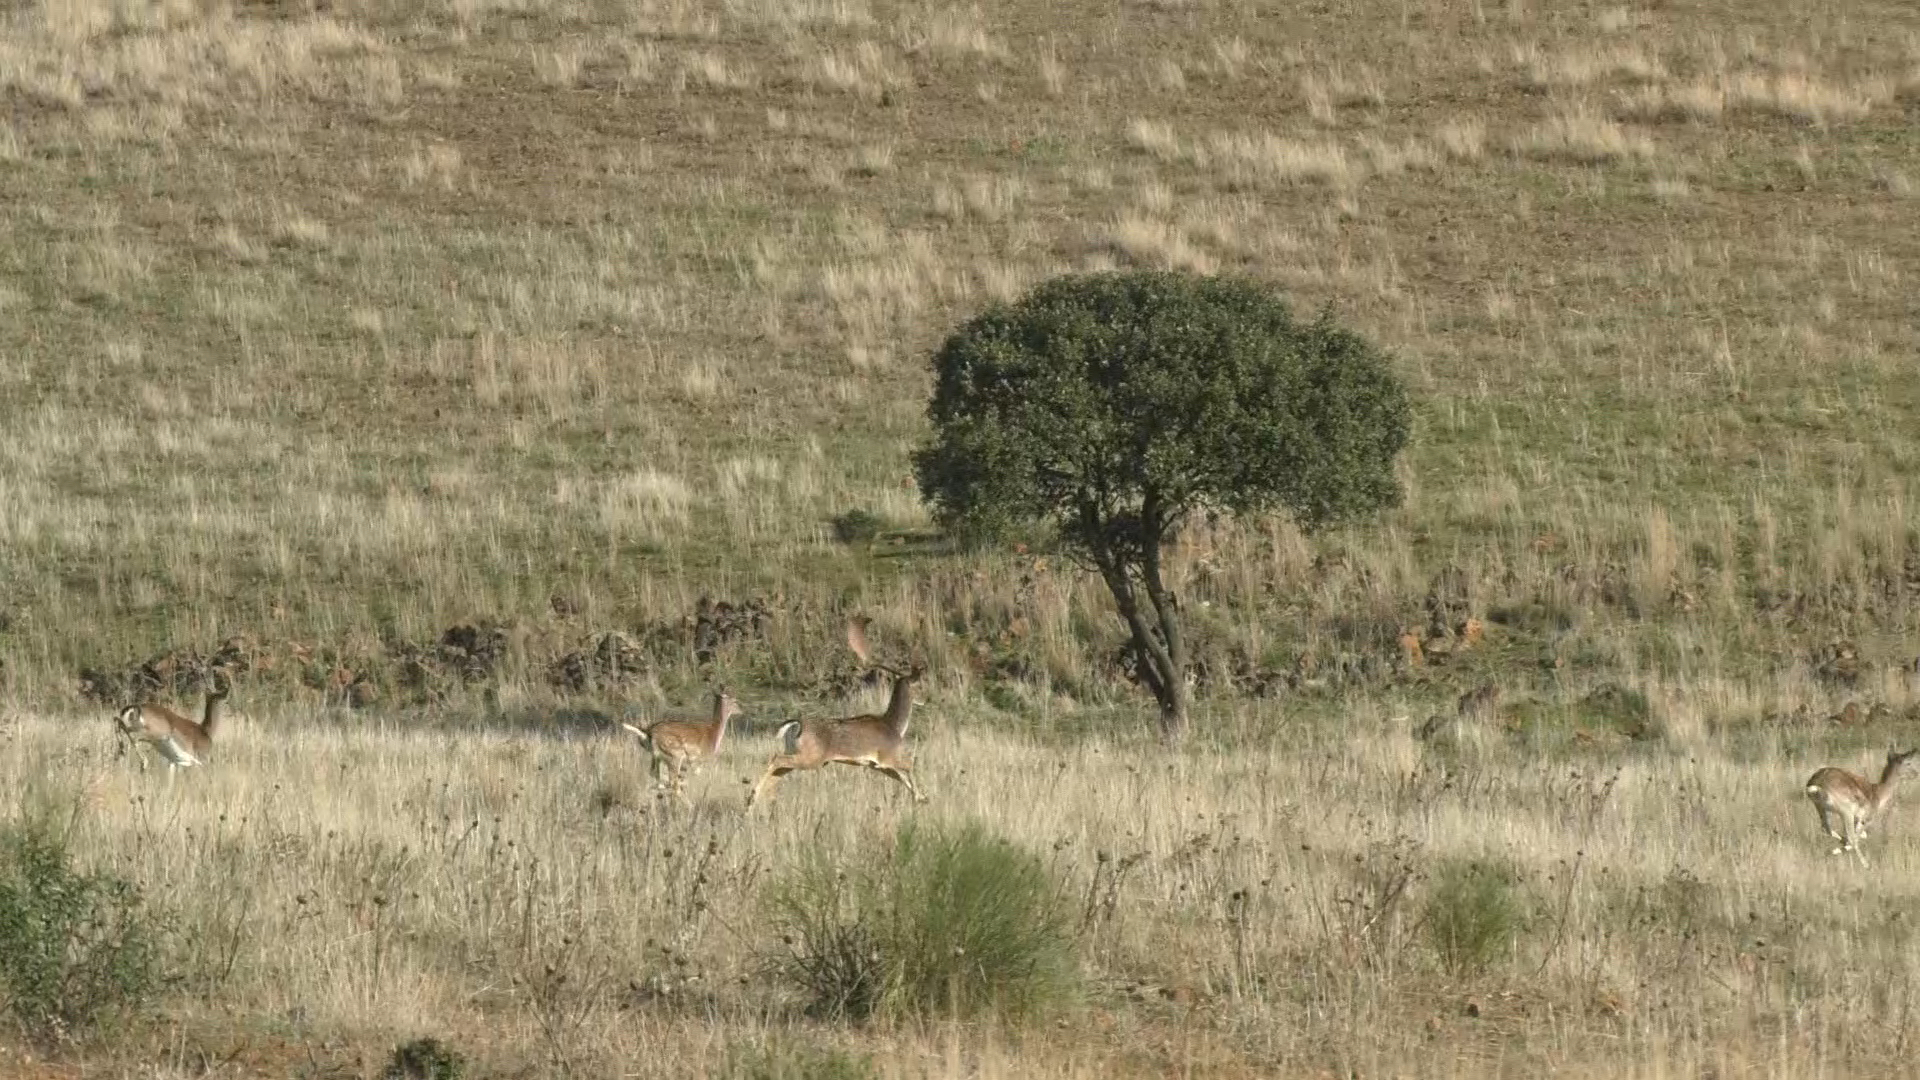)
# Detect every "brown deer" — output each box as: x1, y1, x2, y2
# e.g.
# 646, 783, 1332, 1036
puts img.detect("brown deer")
1806, 748, 1919, 863
115, 671, 231, 785
746, 617, 926, 808
621, 688, 740, 801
